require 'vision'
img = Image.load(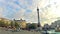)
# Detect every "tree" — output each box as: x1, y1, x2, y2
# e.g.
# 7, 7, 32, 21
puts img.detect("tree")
30, 23, 37, 29
10, 21, 13, 27
26, 23, 31, 30
0, 21, 5, 27
26, 23, 37, 30
15, 22, 19, 28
